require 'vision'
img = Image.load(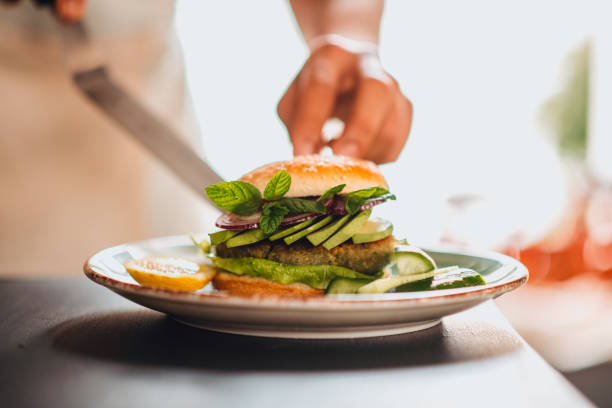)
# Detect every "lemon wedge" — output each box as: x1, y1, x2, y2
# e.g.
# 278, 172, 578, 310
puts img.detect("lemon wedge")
124, 256, 216, 291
